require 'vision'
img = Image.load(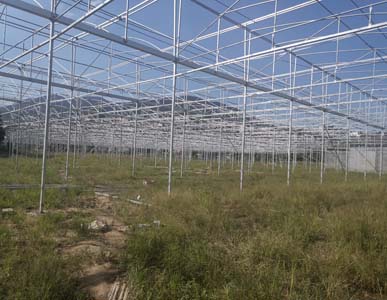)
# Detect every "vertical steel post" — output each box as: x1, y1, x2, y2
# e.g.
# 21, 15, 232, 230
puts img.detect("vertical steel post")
287, 112, 293, 185
240, 31, 250, 192
271, 128, 276, 173
292, 57, 298, 172
248, 96, 253, 174
320, 111, 325, 184
364, 122, 368, 181
303, 131, 307, 169
39, 0, 55, 213
118, 114, 123, 165
218, 126, 222, 176
345, 87, 352, 182
231, 149, 234, 170
218, 89, 223, 176
154, 125, 158, 168
380, 131, 384, 179
180, 78, 188, 177
271, 0, 278, 91
132, 102, 138, 176
320, 75, 326, 184
180, 111, 186, 178
287, 53, 294, 186
124, 0, 129, 41
8, 132, 12, 157
168, 0, 181, 195
379, 106, 386, 179
309, 138, 312, 173
15, 66, 23, 171
364, 98, 369, 181
293, 146, 297, 171
72, 90, 79, 168
65, 40, 75, 180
